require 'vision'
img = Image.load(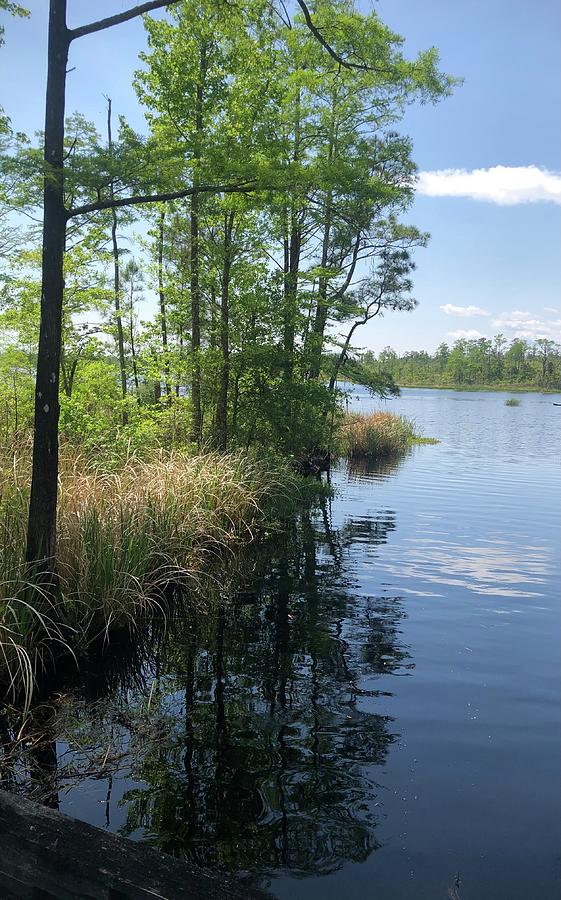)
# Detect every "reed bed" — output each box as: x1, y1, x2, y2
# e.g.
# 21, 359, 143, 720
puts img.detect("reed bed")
337, 411, 420, 458
0, 444, 296, 703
